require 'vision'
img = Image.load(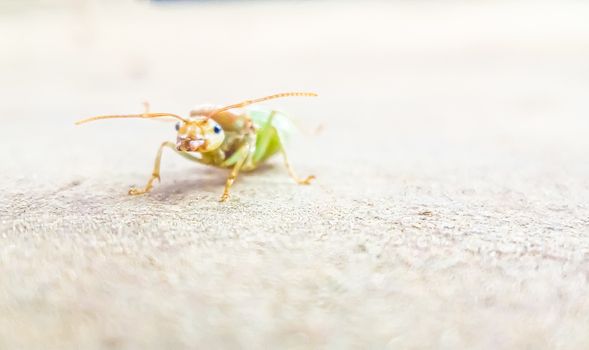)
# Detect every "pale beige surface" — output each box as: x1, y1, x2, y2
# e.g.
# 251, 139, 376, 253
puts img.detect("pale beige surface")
1, 1, 589, 349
